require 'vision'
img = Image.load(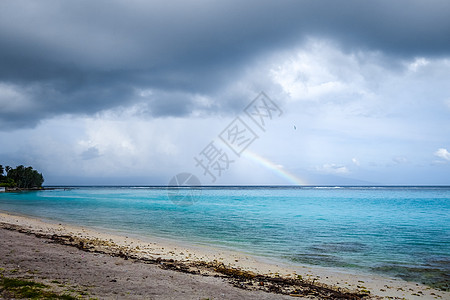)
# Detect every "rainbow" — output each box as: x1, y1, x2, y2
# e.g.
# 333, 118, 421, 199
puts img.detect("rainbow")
242, 150, 307, 185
